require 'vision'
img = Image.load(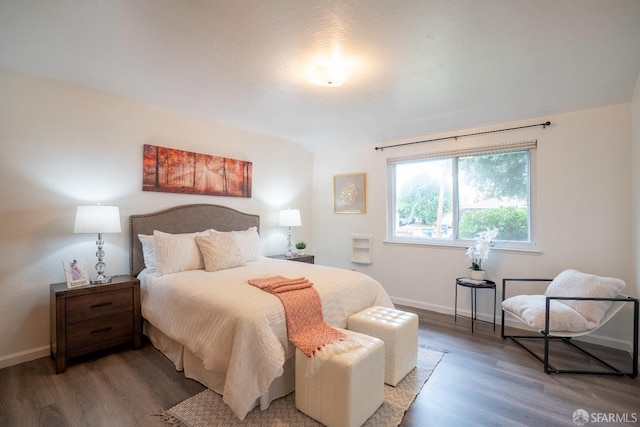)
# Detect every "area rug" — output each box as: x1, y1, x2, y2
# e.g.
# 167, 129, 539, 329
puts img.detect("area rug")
161, 346, 444, 427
